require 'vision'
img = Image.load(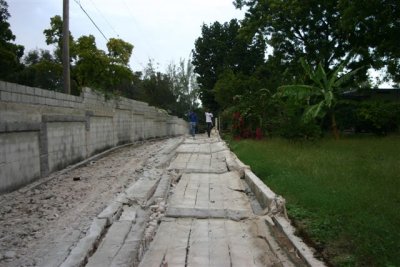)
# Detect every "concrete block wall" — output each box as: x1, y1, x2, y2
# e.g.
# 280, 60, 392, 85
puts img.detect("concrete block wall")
0, 81, 188, 193
0, 131, 41, 191
47, 121, 87, 172
88, 116, 115, 155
